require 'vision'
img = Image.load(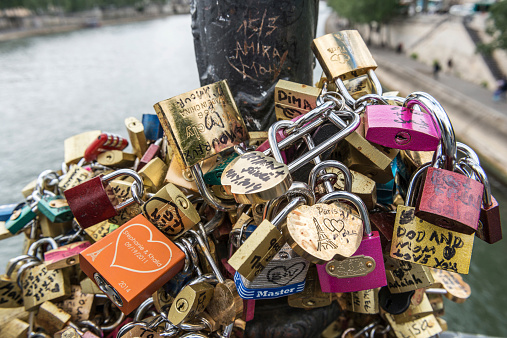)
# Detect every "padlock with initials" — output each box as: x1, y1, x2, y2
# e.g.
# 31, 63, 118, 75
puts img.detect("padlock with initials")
274, 80, 322, 121
364, 102, 441, 151
64, 169, 144, 229
313, 191, 386, 293
79, 214, 185, 314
